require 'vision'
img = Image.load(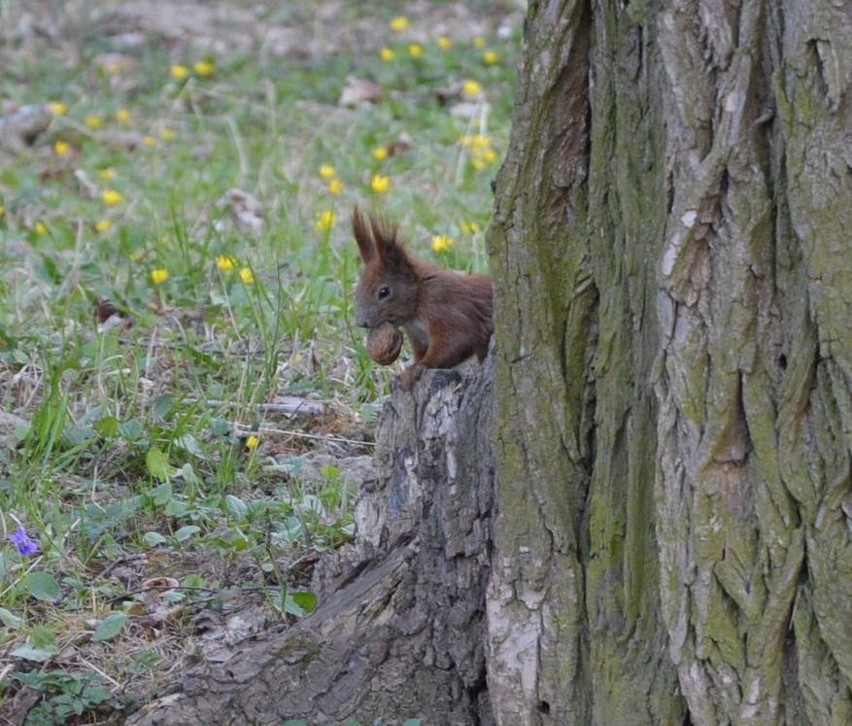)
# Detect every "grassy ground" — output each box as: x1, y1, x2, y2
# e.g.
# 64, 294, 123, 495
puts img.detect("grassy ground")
0, 0, 521, 721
